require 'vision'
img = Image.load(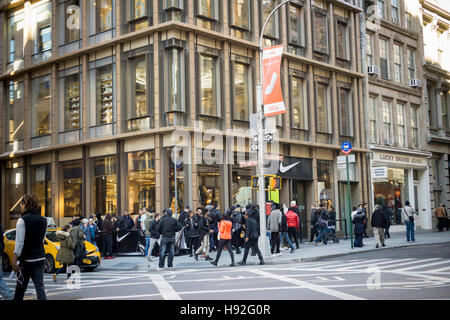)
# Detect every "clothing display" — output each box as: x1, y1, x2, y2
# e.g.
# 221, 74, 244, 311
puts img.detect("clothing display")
99, 71, 113, 124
